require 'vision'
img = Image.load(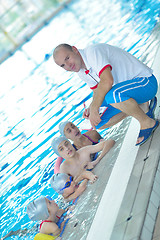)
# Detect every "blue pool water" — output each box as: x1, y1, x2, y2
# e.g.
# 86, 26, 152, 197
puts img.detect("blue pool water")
0, 0, 160, 239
